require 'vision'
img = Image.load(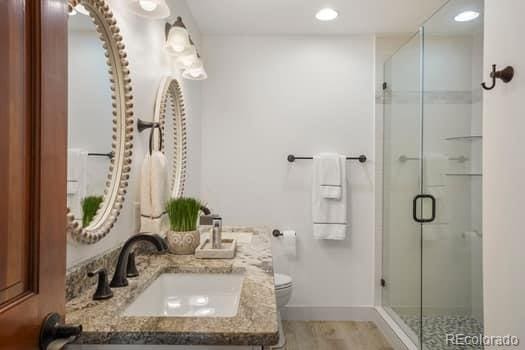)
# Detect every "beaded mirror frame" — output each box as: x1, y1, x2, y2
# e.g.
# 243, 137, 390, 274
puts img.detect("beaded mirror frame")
153, 77, 187, 198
